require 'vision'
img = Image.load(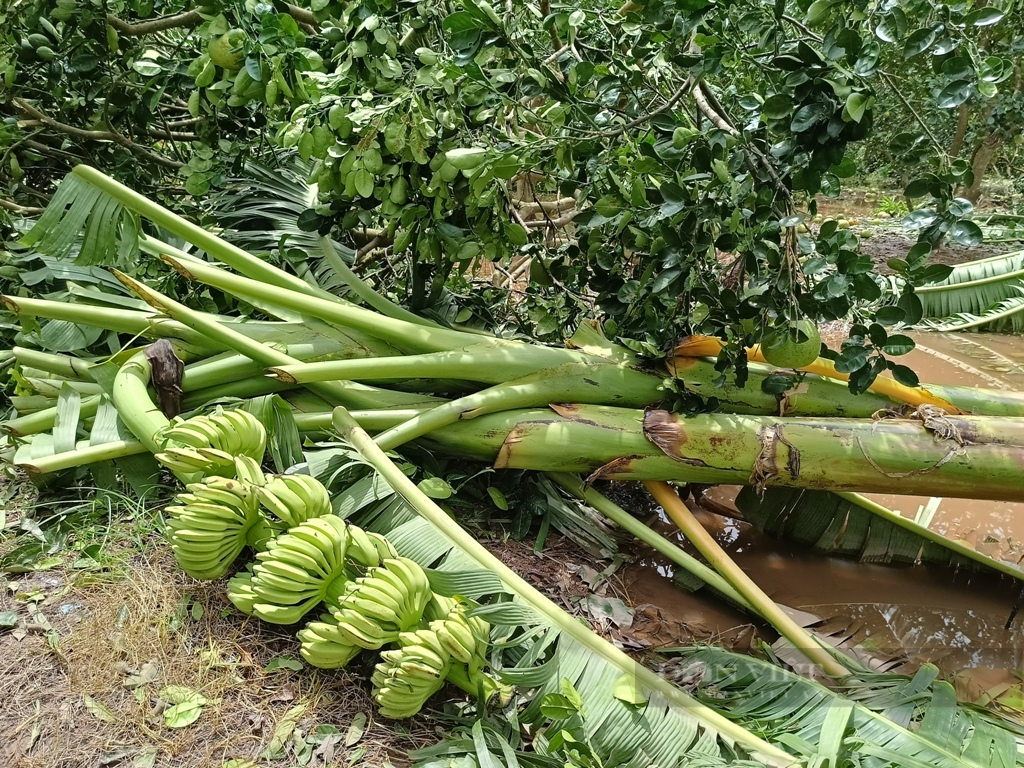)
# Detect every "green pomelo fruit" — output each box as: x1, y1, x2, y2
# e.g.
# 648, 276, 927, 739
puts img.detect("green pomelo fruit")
761, 320, 821, 368
209, 30, 245, 70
